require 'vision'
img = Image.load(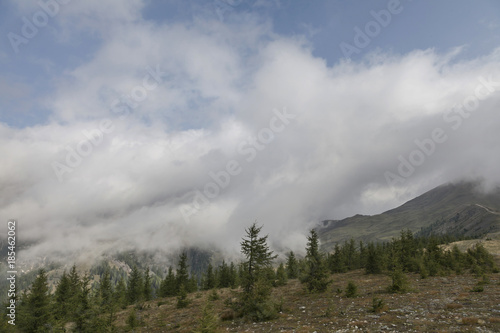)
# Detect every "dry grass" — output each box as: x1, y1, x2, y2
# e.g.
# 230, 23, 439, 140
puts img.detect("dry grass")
110, 269, 500, 332
445, 303, 463, 310
442, 238, 500, 256
455, 293, 470, 301
461, 317, 479, 325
